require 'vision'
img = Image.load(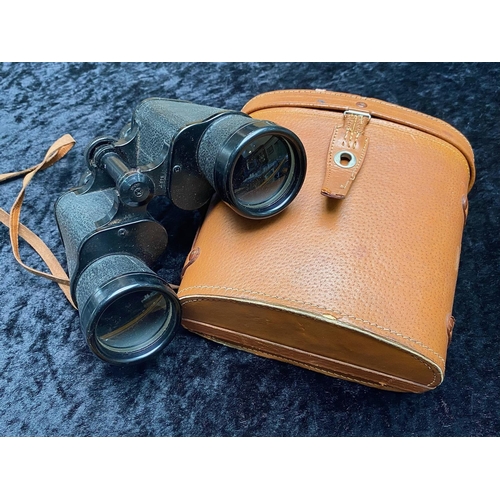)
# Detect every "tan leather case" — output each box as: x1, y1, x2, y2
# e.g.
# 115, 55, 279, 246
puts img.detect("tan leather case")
177, 89, 475, 393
